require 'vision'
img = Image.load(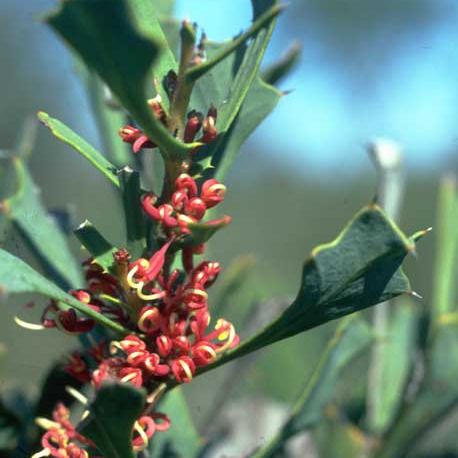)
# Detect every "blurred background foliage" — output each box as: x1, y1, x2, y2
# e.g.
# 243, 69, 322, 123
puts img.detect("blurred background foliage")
0, 0, 456, 455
